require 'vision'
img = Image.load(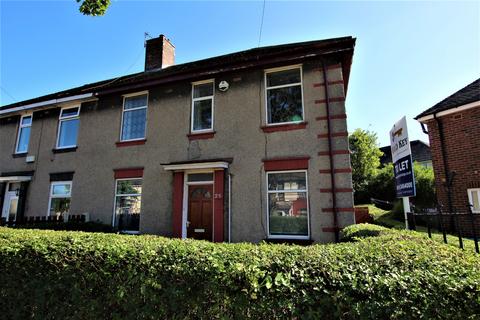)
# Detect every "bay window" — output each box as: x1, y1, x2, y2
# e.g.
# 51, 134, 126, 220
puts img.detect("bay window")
15, 114, 32, 154
114, 179, 142, 232
265, 66, 304, 125
57, 106, 80, 148
48, 181, 72, 217
121, 93, 148, 141
267, 171, 309, 238
191, 81, 214, 132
